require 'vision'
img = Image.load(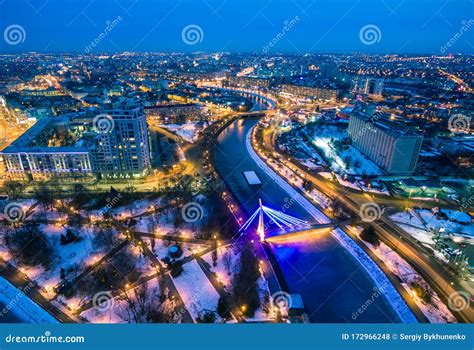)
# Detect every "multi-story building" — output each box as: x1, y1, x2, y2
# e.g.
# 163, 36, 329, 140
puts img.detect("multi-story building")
0, 99, 152, 180
280, 84, 339, 101
226, 76, 270, 89
144, 103, 202, 124
0, 118, 94, 181
93, 99, 151, 179
351, 76, 384, 97
348, 110, 423, 174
